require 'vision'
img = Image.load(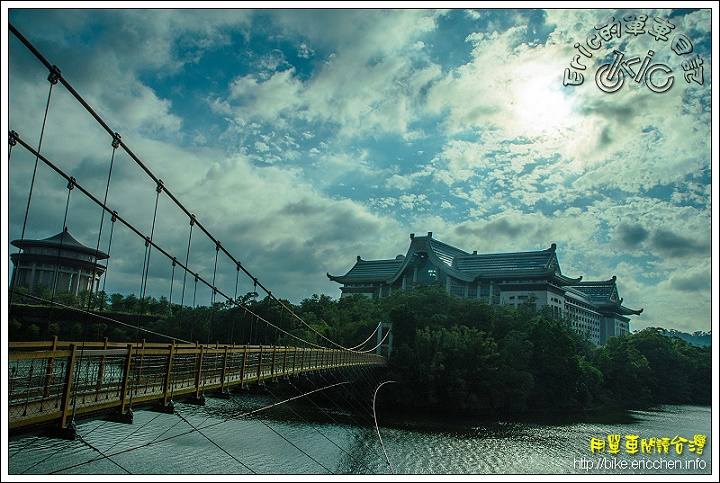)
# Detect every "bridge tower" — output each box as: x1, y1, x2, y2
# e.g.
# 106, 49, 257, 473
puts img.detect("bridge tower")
376, 322, 393, 359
